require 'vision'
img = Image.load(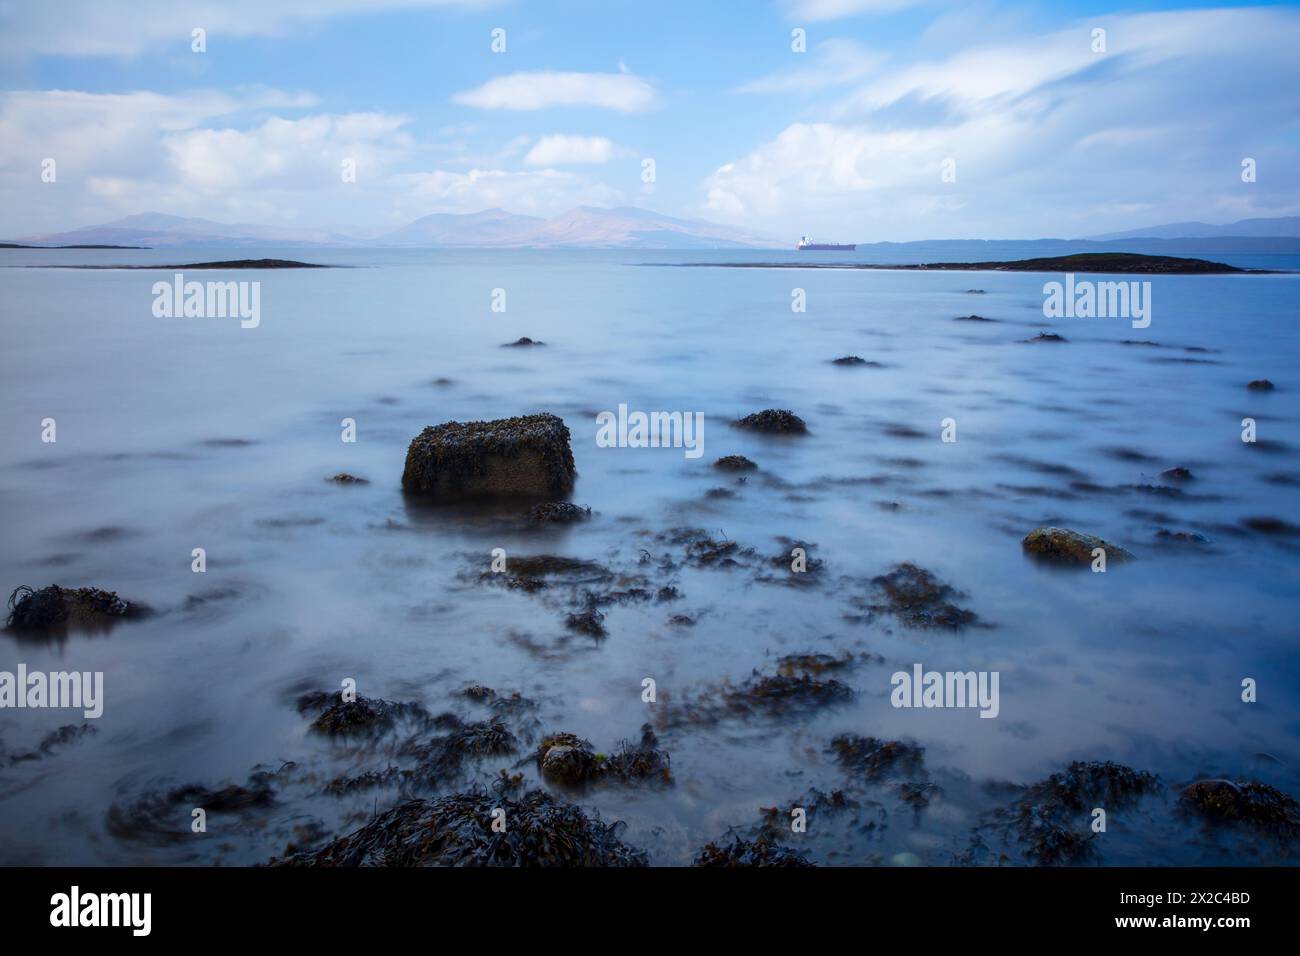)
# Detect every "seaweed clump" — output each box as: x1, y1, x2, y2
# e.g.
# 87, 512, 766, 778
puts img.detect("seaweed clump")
1179, 780, 1300, 839
6, 584, 145, 634
732, 409, 808, 434
107, 772, 278, 845
271, 787, 647, 867
829, 734, 926, 781
296, 691, 428, 737
694, 834, 814, 867
998, 761, 1159, 865
861, 563, 978, 629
